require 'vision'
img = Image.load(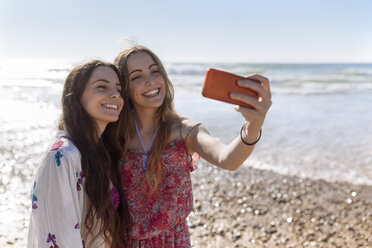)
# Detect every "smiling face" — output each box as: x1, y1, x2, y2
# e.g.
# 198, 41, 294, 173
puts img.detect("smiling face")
80, 66, 124, 133
126, 51, 166, 112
